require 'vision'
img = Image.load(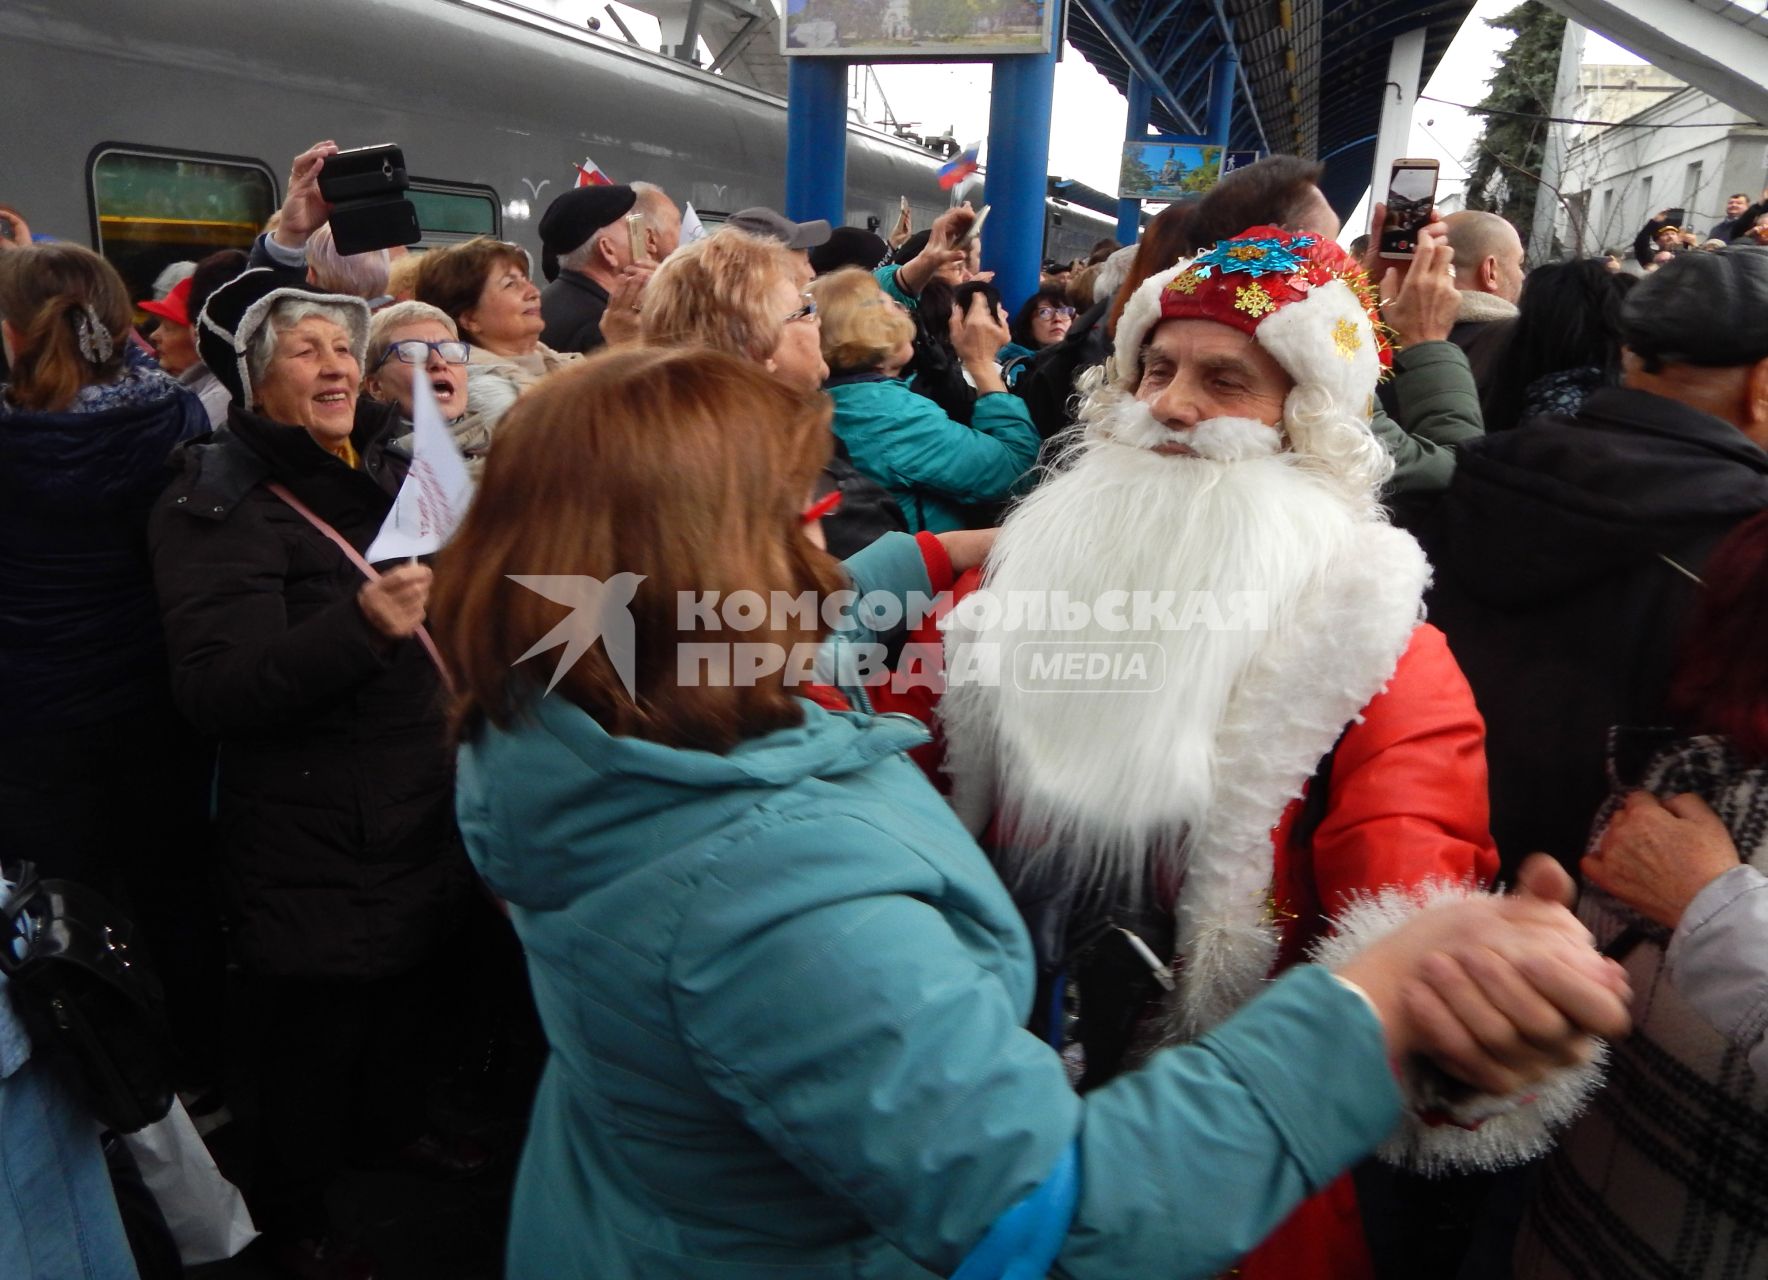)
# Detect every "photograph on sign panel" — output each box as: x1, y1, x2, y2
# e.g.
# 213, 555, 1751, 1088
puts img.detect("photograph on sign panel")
782, 0, 1053, 58
1119, 142, 1224, 201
